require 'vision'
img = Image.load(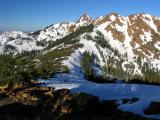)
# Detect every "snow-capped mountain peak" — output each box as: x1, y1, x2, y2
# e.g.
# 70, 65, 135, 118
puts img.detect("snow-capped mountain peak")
77, 13, 93, 23
1, 13, 160, 79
